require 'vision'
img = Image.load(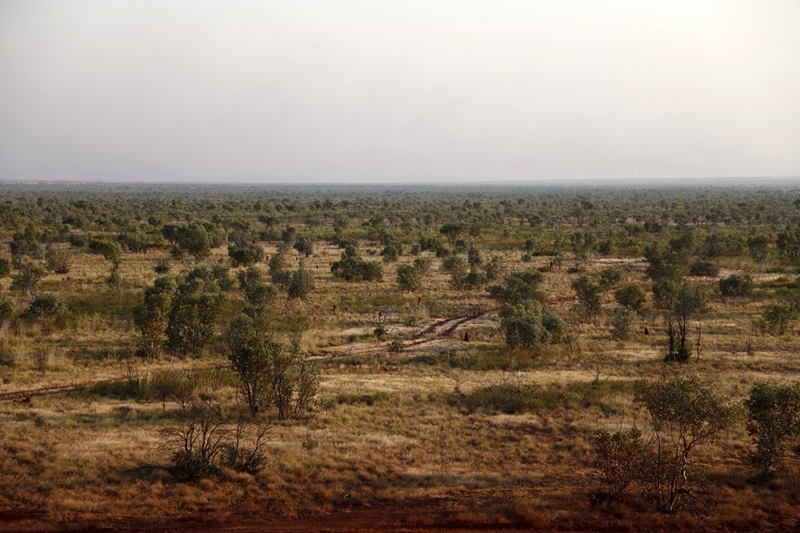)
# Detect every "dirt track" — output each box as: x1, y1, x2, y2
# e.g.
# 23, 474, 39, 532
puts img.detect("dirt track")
0, 309, 498, 404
